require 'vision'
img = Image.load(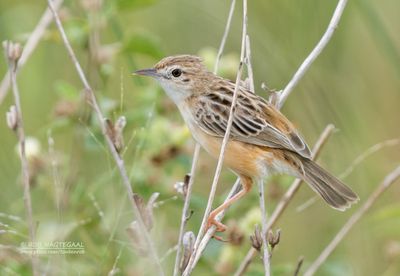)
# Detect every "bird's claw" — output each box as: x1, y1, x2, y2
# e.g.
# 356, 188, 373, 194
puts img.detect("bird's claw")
206, 212, 227, 233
